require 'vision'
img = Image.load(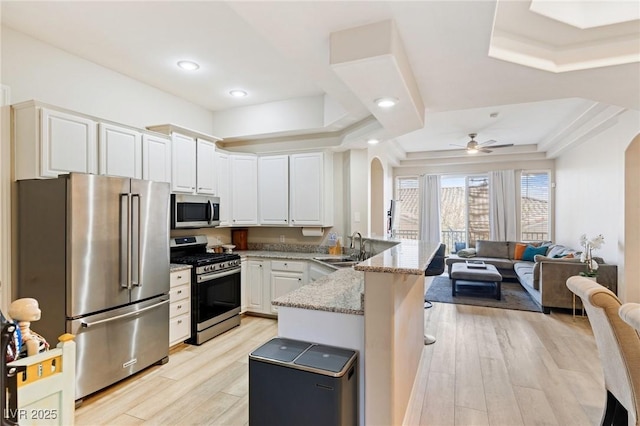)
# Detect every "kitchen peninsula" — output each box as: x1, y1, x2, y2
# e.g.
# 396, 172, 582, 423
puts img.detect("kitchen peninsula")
273, 239, 441, 426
